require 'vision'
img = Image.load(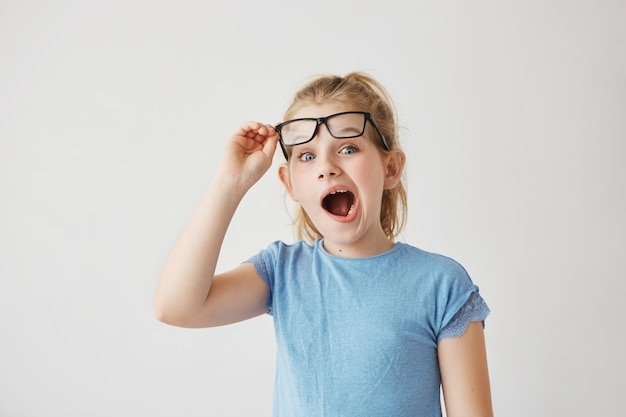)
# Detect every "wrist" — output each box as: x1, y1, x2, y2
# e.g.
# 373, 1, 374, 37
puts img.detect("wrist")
211, 171, 253, 200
